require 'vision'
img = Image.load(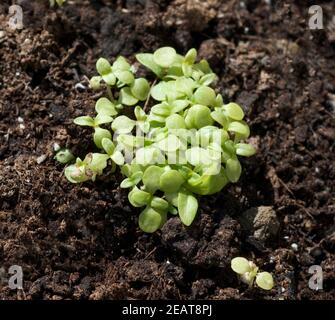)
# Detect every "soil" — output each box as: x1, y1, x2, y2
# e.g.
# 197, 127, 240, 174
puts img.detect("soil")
0, 0, 334, 300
